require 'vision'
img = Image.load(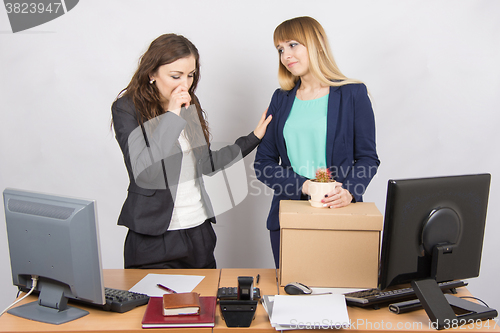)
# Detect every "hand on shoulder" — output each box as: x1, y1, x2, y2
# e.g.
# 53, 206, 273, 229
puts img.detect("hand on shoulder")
253, 108, 273, 139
